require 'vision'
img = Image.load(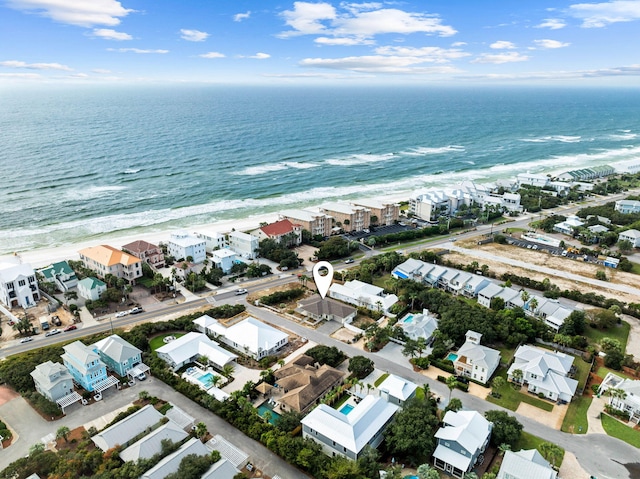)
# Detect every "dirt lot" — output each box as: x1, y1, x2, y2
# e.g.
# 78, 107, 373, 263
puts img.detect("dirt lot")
451, 237, 640, 303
